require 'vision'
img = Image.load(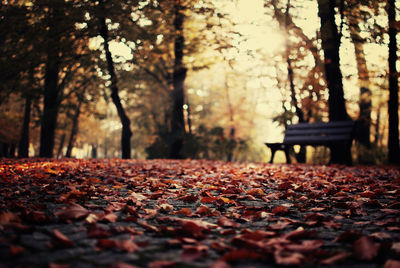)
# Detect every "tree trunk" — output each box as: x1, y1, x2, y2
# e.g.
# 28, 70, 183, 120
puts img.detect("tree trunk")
65, 97, 83, 158
169, 1, 187, 159
317, 0, 351, 165
99, 8, 132, 159
56, 133, 65, 159
39, 4, 61, 158
91, 144, 97, 159
374, 105, 381, 146
387, 0, 400, 164
18, 94, 32, 158
348, 8, 372, 147
285, 0, 306, 163
224, 77, 235, 162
